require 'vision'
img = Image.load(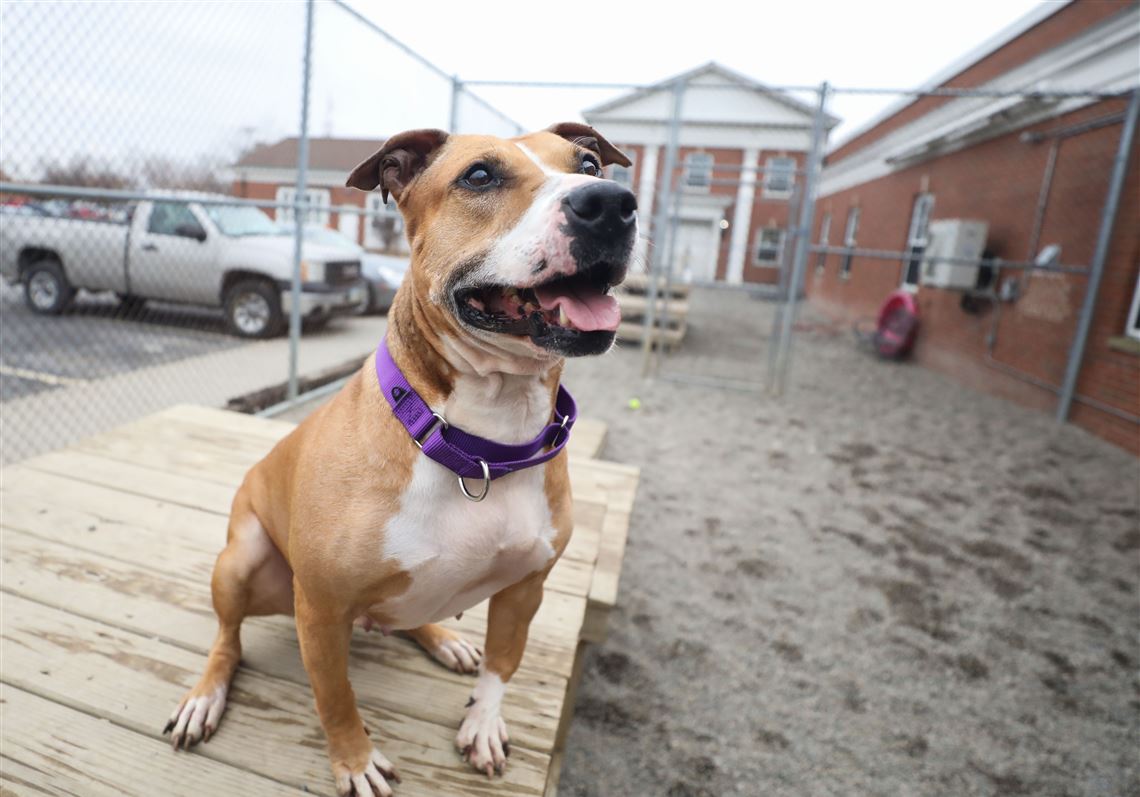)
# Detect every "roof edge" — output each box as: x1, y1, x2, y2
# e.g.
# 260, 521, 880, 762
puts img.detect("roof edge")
583, 61, 840, 127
